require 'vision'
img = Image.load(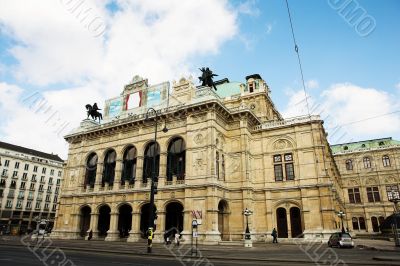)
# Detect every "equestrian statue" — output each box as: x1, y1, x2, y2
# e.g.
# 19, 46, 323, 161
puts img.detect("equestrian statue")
85, 103, 103, 123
